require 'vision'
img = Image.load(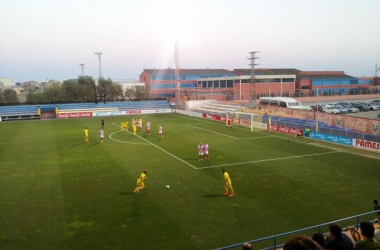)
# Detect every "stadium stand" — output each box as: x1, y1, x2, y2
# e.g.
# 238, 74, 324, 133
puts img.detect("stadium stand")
0, 100, 171, 117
